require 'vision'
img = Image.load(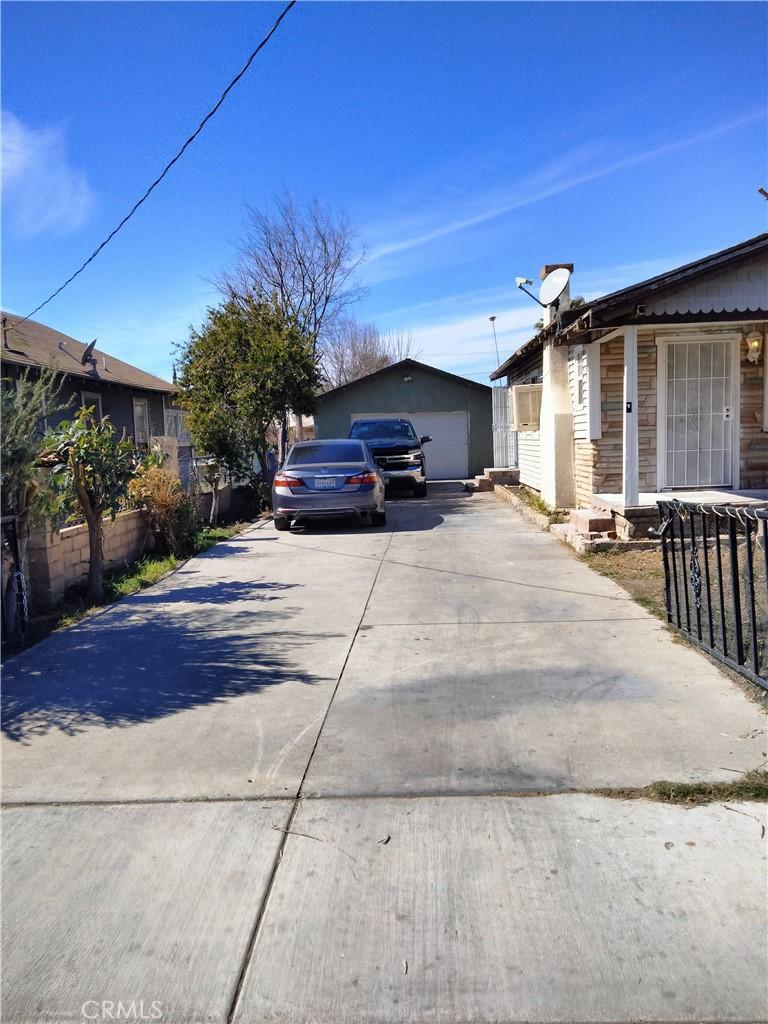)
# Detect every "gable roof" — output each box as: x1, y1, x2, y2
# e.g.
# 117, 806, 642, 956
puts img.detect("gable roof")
1, 313, 174, 393
491, 233, 768, 379
575, 232, 768, 327
317, 358, 491, 400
